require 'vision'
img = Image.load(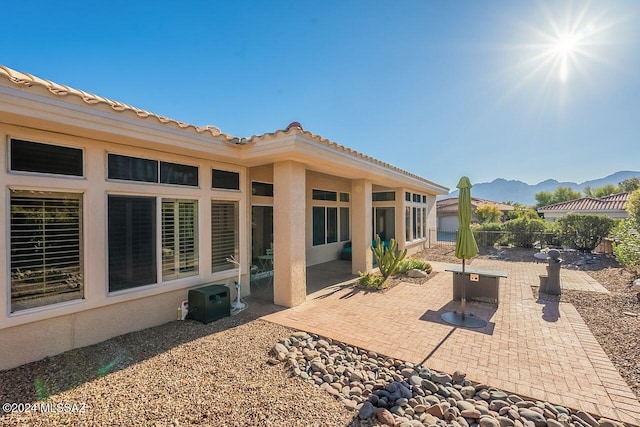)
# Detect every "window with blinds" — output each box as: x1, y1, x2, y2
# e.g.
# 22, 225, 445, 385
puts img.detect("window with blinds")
211, 201, 238, 272
162, 200, 198, 280
10, 191, 84, 312
108, 196, 157, 292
